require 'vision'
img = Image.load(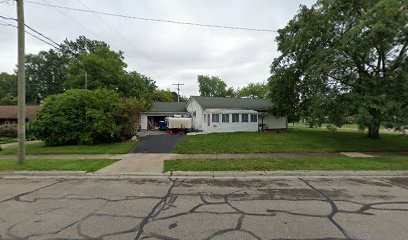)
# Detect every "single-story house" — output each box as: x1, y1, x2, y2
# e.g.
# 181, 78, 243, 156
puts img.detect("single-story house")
140, 96, 287, 132
0, 105, 42, 125
186, 96, 287, 133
